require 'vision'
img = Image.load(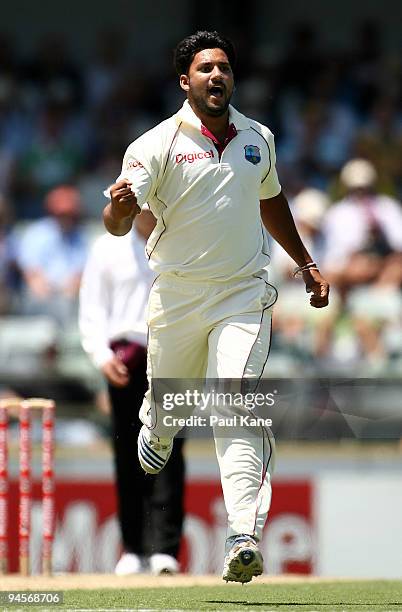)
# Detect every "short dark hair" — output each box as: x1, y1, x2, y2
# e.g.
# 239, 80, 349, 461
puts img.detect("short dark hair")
173, 30, 236, 75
